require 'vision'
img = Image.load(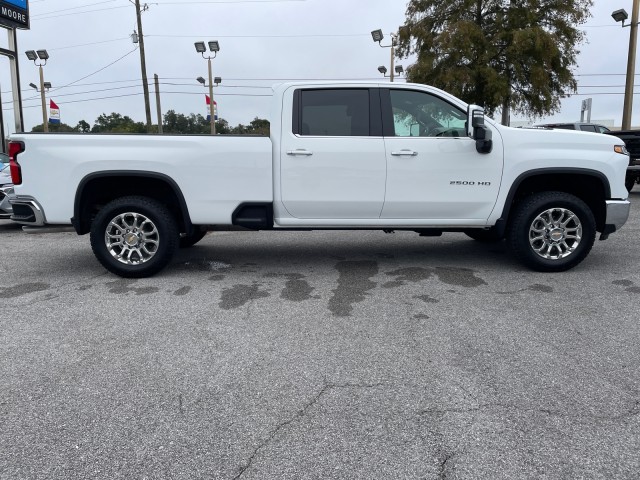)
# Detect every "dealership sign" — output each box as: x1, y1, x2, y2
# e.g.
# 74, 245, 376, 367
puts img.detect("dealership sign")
0, 0, 29, 30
